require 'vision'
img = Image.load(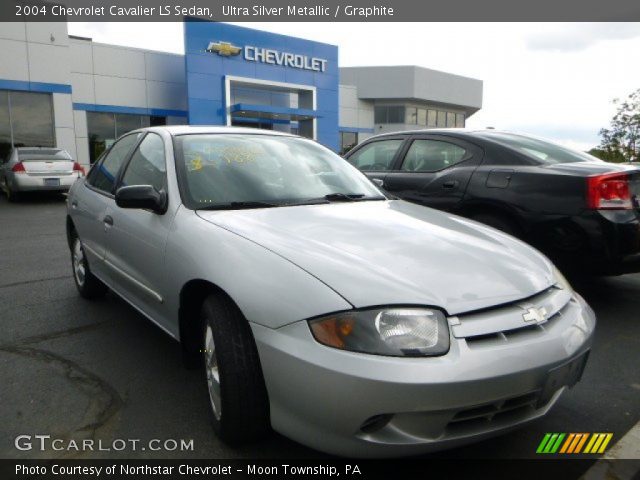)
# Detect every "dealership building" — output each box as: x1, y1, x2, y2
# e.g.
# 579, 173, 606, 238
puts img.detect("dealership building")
0, 20, 483, 167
